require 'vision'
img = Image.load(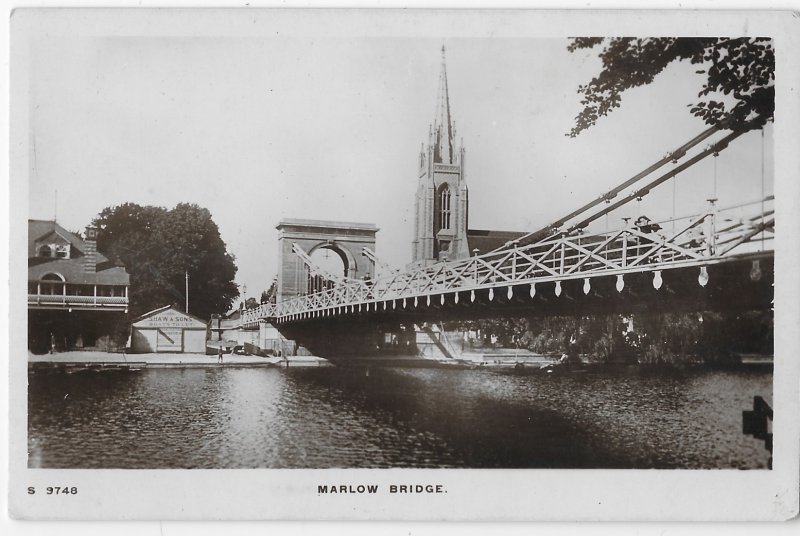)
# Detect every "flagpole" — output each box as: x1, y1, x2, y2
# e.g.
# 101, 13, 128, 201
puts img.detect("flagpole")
185, 271, 189, 313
